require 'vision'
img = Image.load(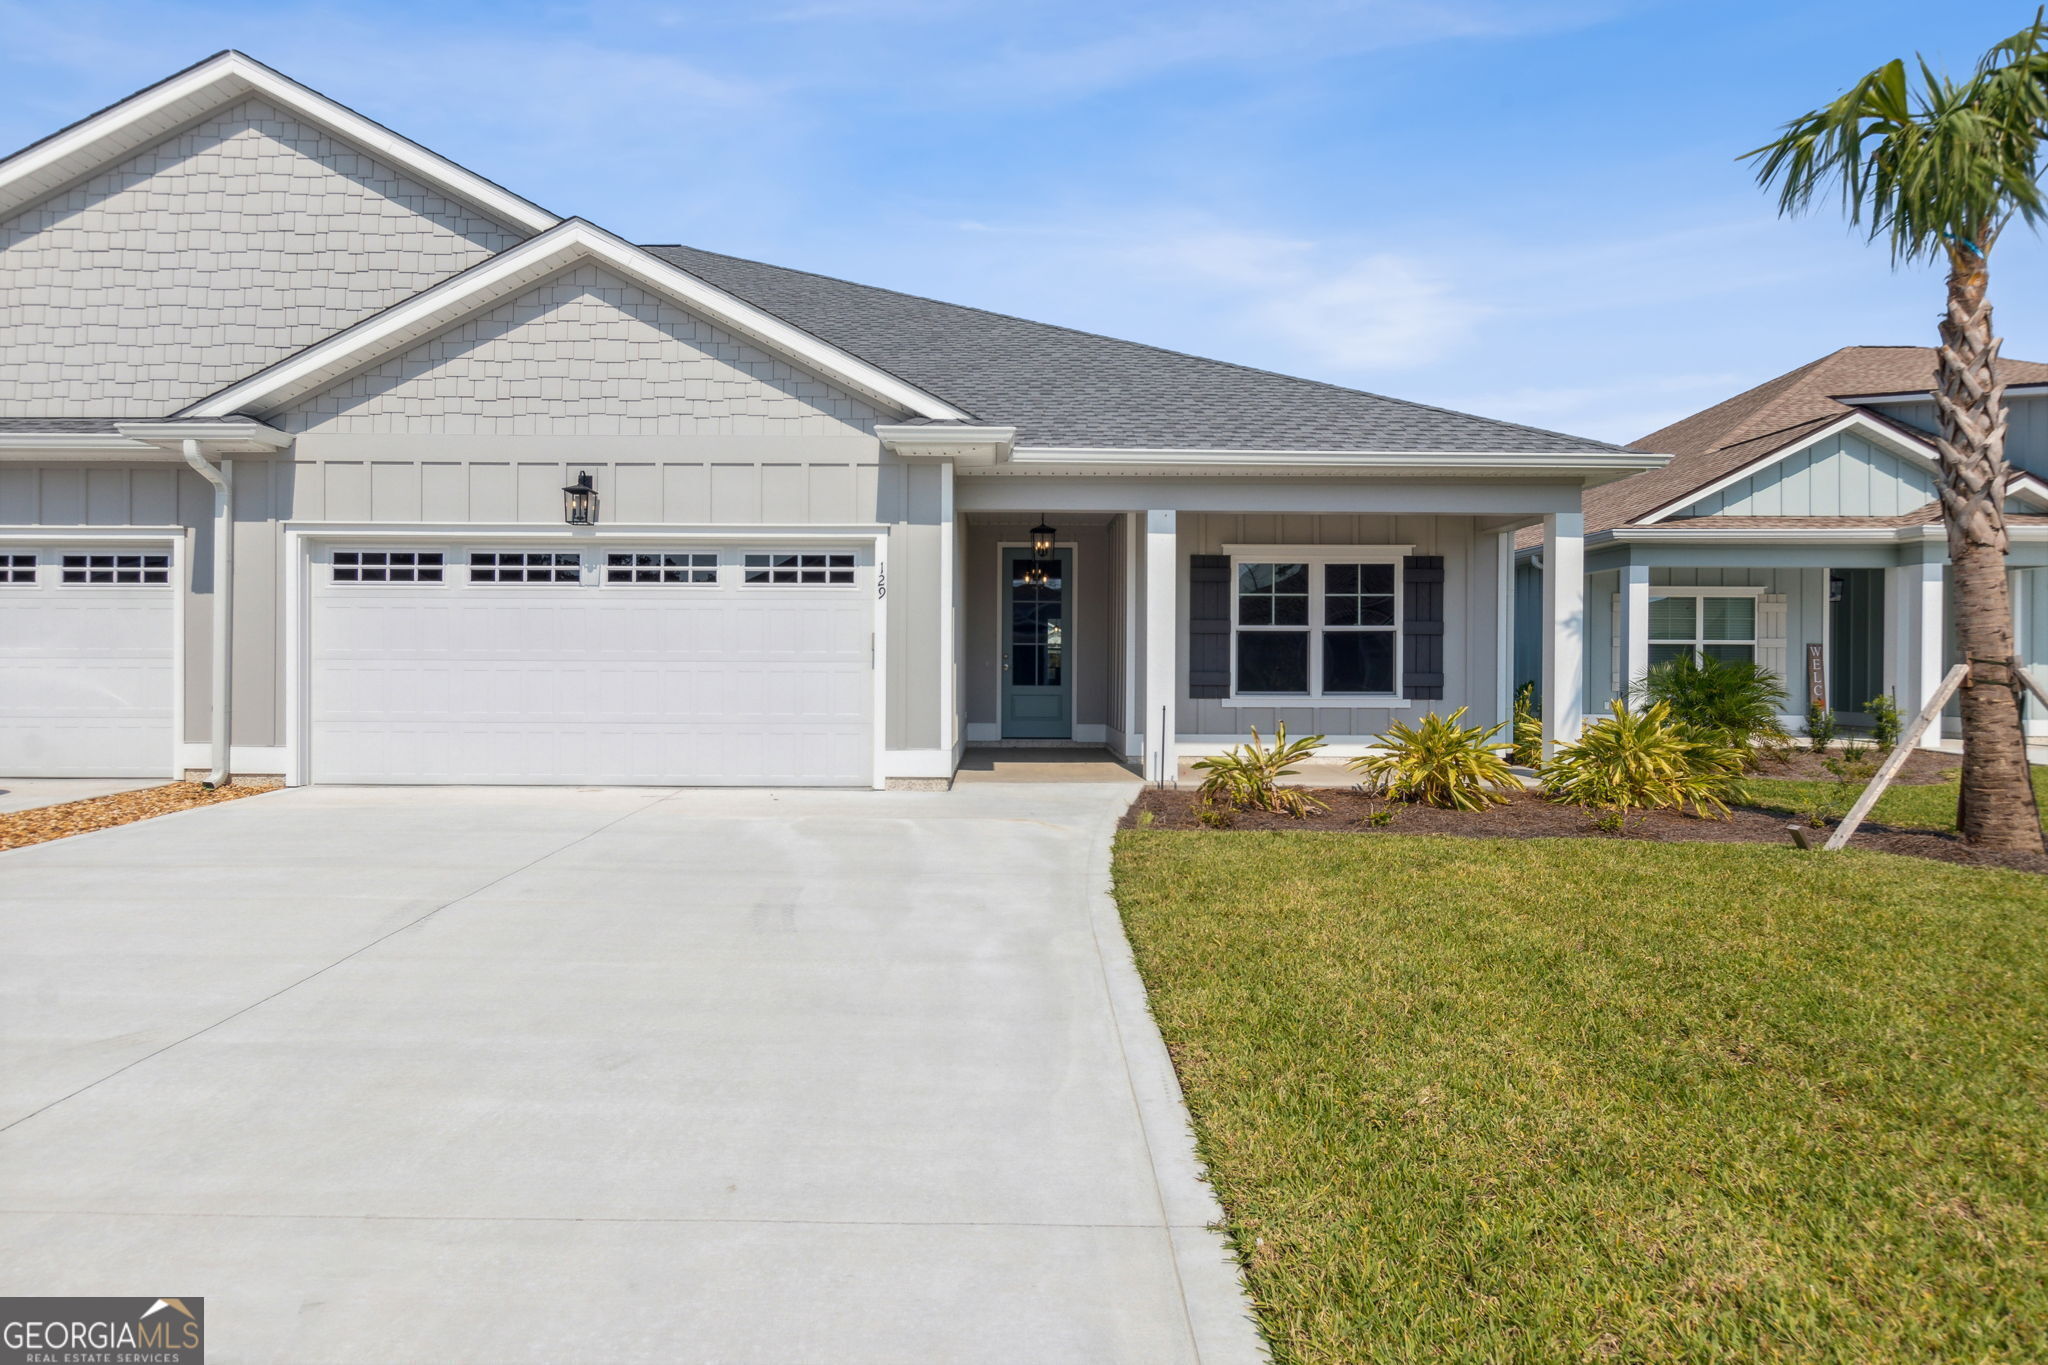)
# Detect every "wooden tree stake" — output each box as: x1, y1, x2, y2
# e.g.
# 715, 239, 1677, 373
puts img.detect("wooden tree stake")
1823, 664, 1969, 851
